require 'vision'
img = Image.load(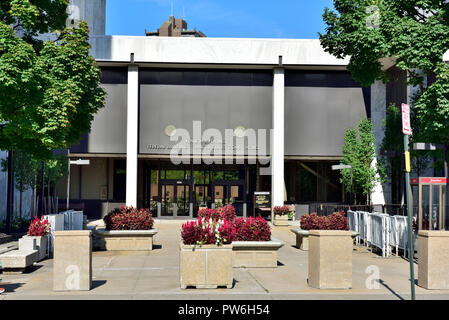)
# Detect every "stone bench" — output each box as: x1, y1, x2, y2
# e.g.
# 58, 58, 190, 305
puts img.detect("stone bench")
0, 250, 38, 273
232, 238, 285, 268
95, 229, 159, 251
